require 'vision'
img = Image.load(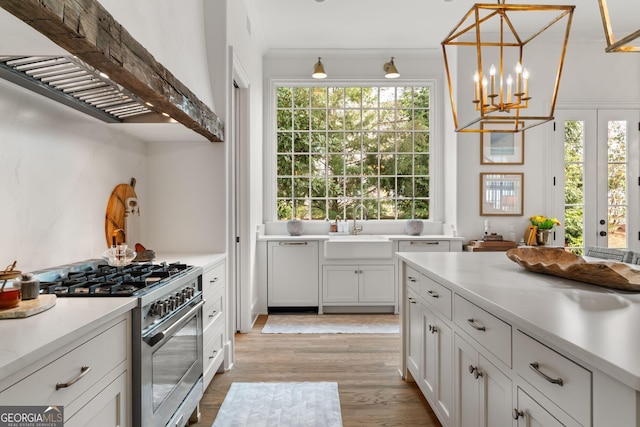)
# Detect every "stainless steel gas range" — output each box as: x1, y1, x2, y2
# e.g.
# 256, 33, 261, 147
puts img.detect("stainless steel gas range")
32, 259, 204, 427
